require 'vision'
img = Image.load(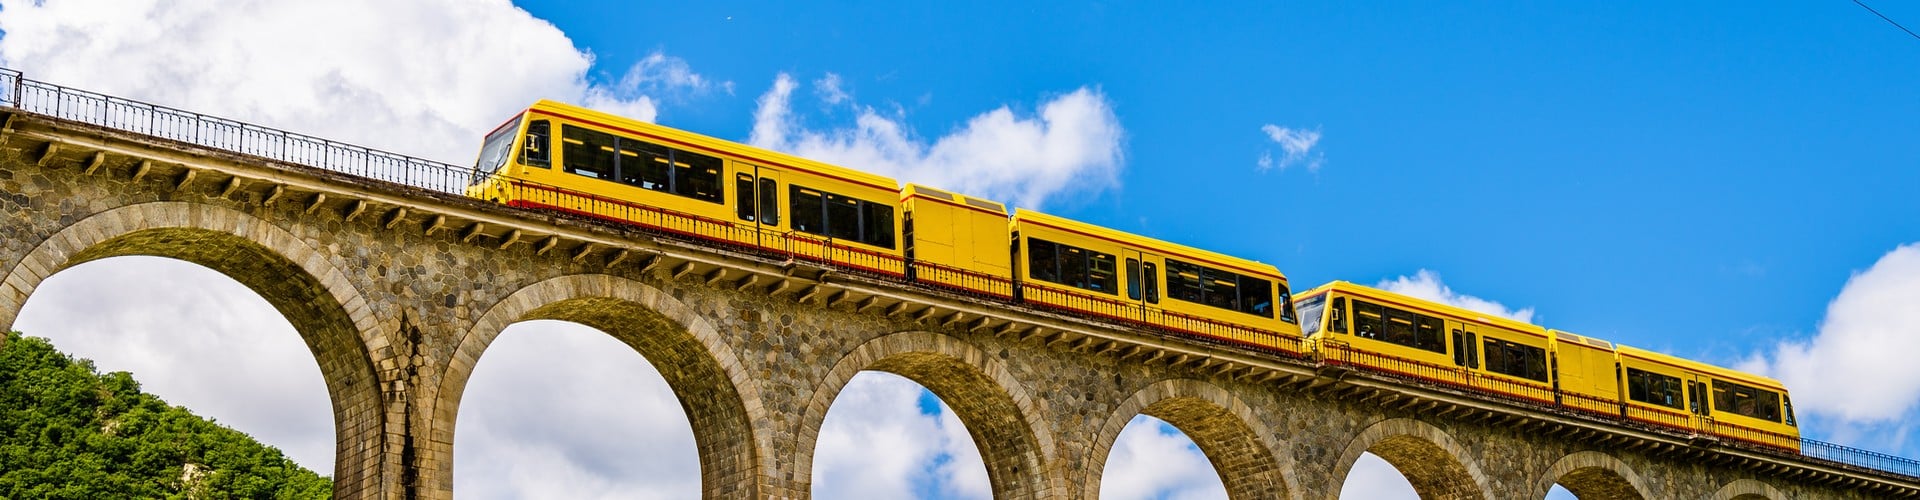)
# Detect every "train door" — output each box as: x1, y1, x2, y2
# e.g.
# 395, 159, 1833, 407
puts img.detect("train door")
1450, 324, 1481, 370
1450, 323, 1481, 388
733, 165, 782, 249
1122, 249, 1162, 324
1686, 375, 1711, 430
